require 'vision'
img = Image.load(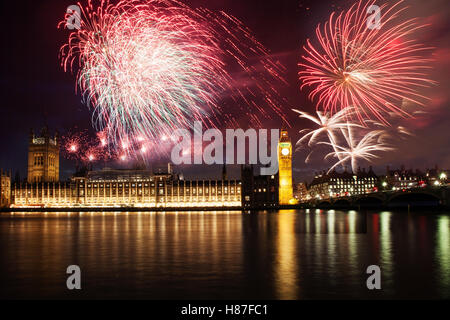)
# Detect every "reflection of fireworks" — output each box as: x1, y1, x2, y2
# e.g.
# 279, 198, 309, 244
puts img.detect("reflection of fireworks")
299, 0, 434, 124
60, 0, 288, 158
322, 127, 393, 173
